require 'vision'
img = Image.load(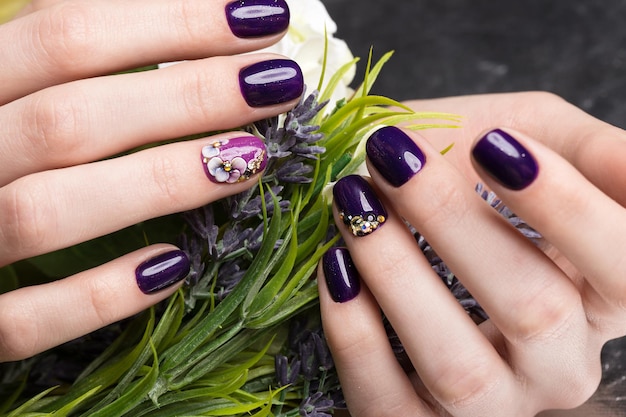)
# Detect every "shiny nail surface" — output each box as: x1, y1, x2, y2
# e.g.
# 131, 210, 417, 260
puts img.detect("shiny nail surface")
323, 247, 361, 303
366, 126, 426, 187
239, 59, 304, 107
136, 250, 190, 294
201, 136, 267, 184
226, 0, 290, 38
472, 129, 538, 190
333, 175, 387, 237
